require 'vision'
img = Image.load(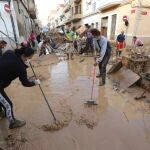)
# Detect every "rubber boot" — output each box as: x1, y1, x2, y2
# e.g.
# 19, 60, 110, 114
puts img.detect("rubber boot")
9, 119, 26, 129
96, 73, 102, 78
66, 53, 69, 60
71, 53, 73, 60
98, 74, 106, 86
119, 51, 122, 57
116, 51, 118, 57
